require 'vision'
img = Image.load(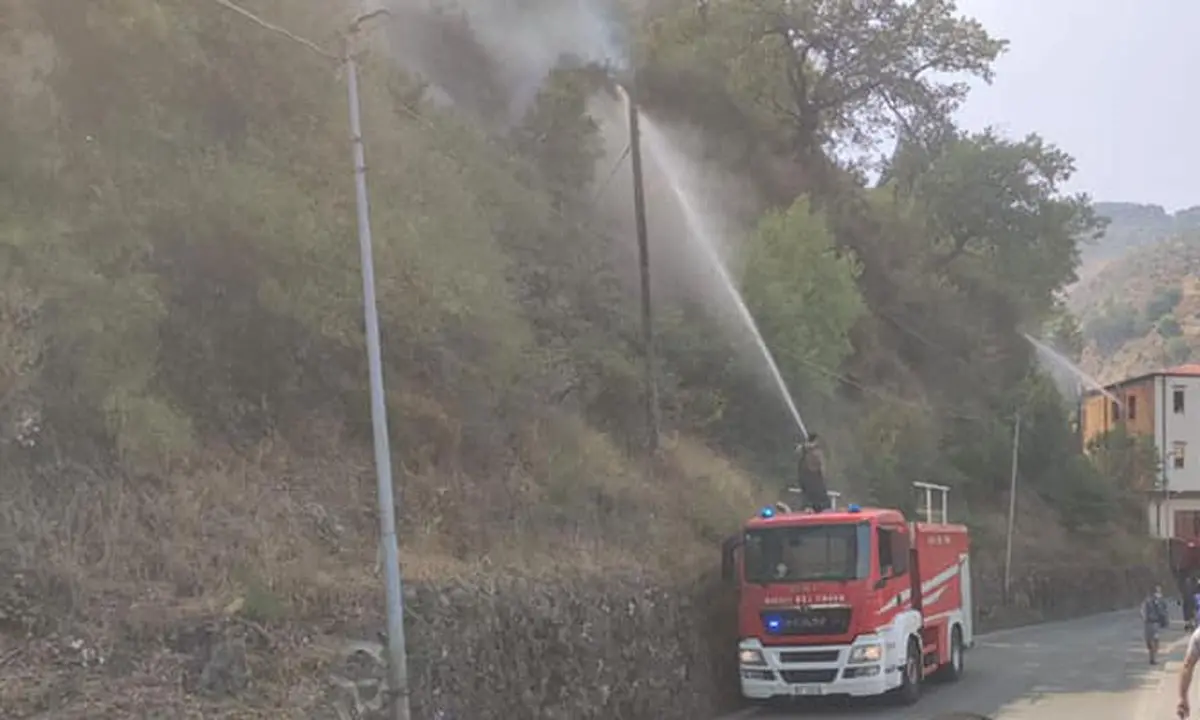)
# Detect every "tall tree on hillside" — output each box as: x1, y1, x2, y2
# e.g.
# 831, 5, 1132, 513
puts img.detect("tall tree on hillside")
643, 0, 1006, 168
900, 129, 1106, 316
